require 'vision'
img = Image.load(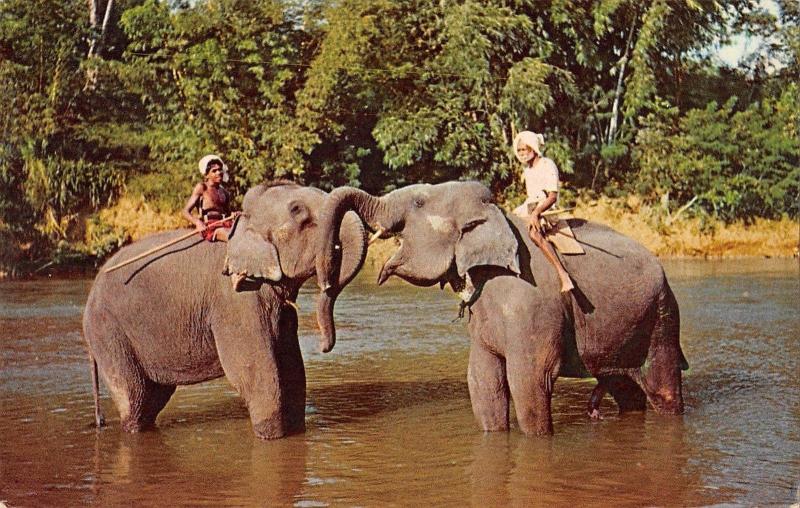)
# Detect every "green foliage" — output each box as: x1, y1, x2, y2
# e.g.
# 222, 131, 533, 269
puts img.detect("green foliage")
118, 0, 309, 189
0, 0, 130, 270
633, 85, 800, 222
0, 0, 797, 273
